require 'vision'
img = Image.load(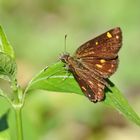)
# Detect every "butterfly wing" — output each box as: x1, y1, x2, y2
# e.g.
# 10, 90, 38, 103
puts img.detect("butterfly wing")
75, 27, 122, 78
71, 67, 105, 102
75, 27, 122, 59
80, 57, 119, 78
60, 27, 122, 102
